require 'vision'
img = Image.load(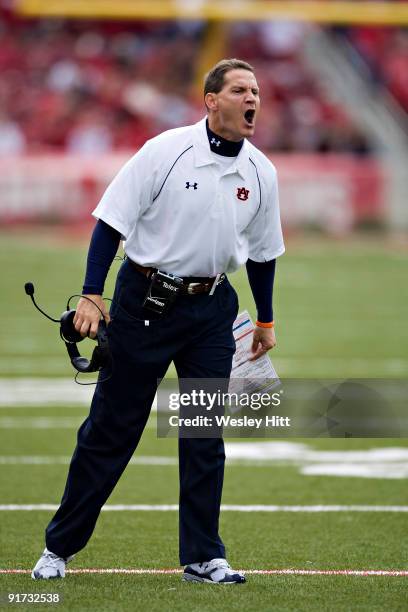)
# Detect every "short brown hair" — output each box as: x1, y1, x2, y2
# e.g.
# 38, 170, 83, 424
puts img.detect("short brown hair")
204, 58, 255, 97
